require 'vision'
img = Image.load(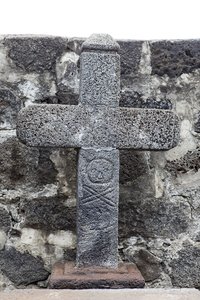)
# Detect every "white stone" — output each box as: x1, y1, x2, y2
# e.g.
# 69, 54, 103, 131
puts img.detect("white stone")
0, 289, 199, 300
47, 230, 76, 249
